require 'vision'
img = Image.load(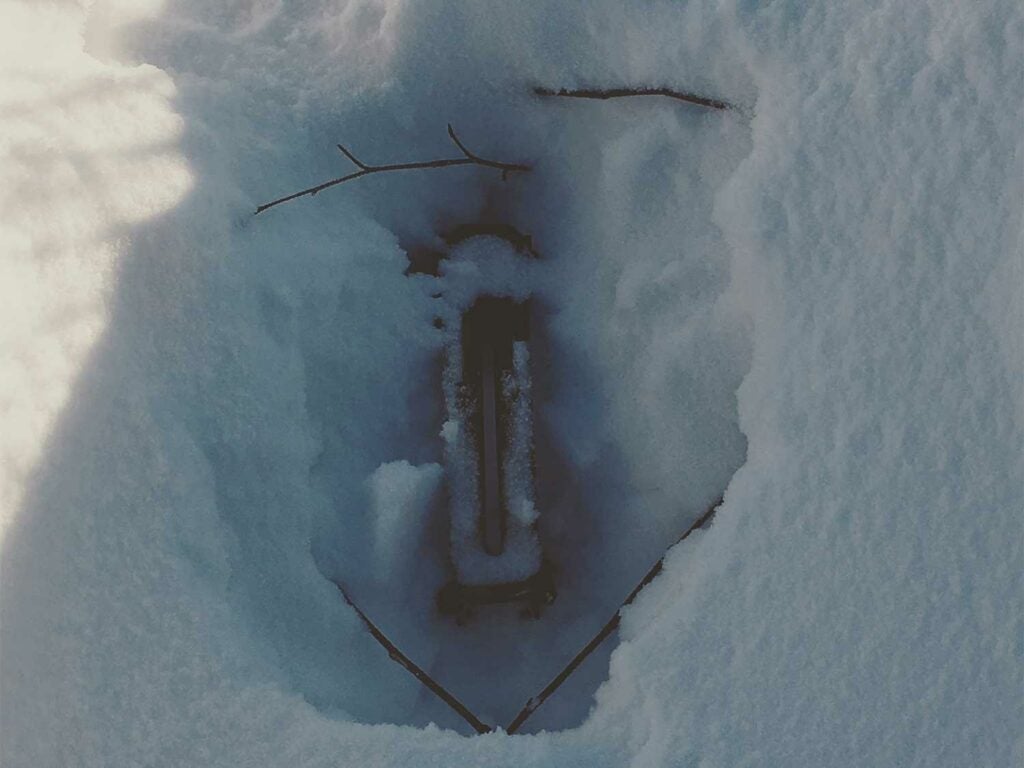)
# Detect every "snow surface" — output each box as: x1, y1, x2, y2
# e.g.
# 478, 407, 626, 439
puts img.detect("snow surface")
366, 460, 442, 586
2, 0, 1021, 766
